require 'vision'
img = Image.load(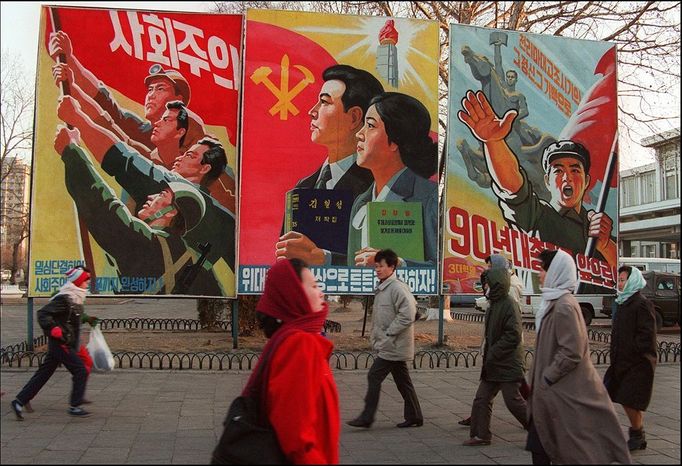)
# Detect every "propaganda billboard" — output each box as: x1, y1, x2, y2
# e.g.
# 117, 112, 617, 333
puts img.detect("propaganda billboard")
238, 9, 440, 295
443, 25, 619, 295
28, 6, 241, 297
